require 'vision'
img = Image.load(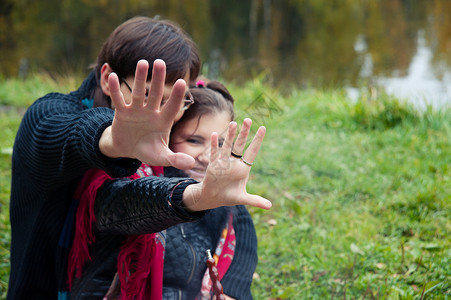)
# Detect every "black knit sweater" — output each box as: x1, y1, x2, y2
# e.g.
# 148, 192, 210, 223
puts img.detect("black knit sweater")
7, 73, 199, 299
